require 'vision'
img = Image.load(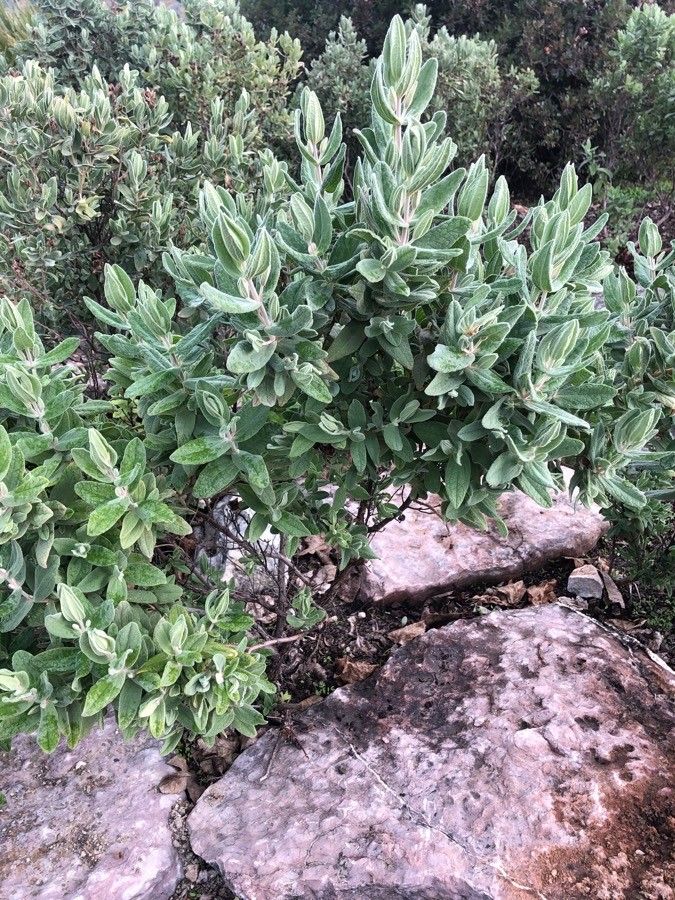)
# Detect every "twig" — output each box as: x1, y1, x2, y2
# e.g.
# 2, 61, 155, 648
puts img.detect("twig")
275, 534, 289, 639
248, 633, 307, 653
